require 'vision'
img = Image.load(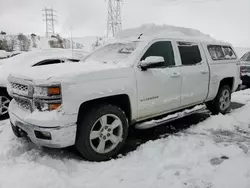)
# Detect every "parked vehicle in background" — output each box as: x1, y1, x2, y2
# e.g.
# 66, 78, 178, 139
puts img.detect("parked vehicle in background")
7, 35, 241, 161
0, 50, 22, 61
240, 51, 250, 87
0, 50, 11, 60
0, 48, 86, 119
